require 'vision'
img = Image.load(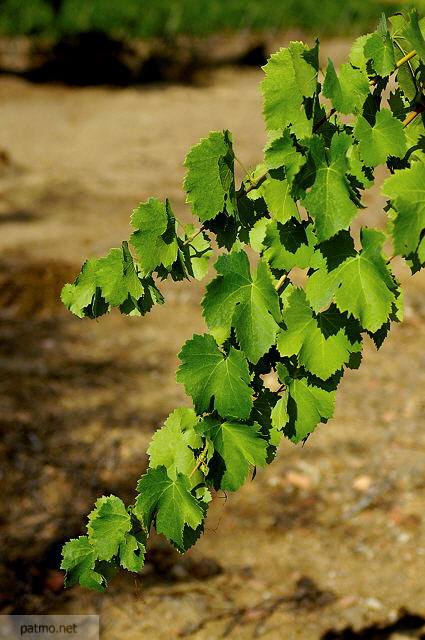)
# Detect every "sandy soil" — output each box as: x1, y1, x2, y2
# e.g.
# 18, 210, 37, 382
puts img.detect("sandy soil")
0, 41, 424, 640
